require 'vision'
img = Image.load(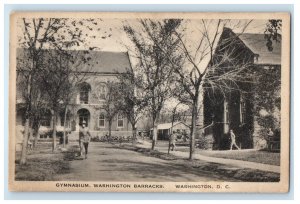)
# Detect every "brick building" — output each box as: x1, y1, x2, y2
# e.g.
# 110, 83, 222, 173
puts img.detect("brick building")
16, 49, 133, 142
